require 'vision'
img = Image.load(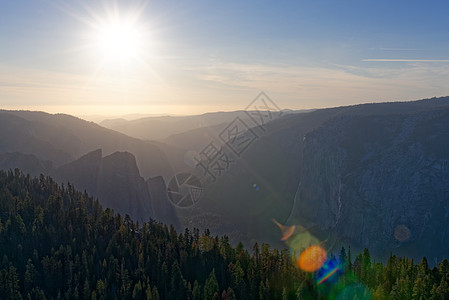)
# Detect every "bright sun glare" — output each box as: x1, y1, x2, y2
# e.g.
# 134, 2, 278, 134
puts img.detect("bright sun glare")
94, 17, 145, 62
